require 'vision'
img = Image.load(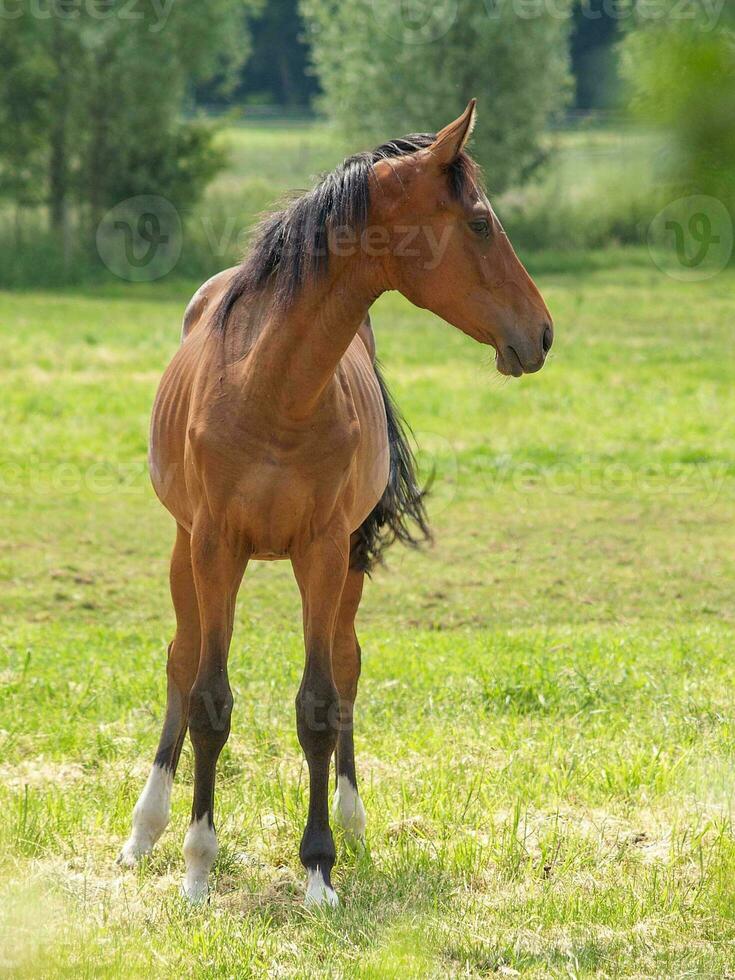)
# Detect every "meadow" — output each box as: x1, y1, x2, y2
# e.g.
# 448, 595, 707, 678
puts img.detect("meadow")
1, 123, 734, 977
